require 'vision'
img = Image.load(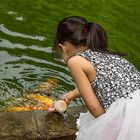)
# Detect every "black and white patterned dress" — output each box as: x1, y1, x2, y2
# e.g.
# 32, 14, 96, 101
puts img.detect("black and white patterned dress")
76, 49, 140, 140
